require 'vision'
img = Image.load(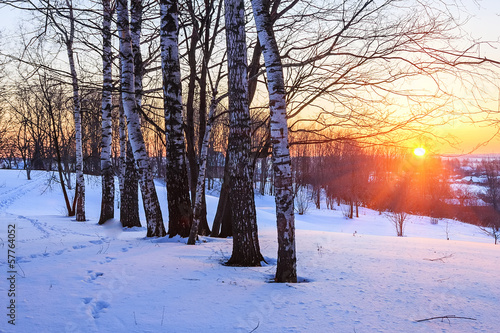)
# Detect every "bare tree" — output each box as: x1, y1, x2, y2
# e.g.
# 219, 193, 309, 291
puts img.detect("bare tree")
180, 0, 224, 235
119, 98, 141, 228
98, 0, 115, 225
116, 0, 166, 237
251, 0, 297, 282
160, 0, 193, 237
386, 210, 409, 237
224, 0, 263, 266
478, 222, 499, 245
188, 92, 224, 244
386, 173, 412, 237
27, 0, 87, 221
